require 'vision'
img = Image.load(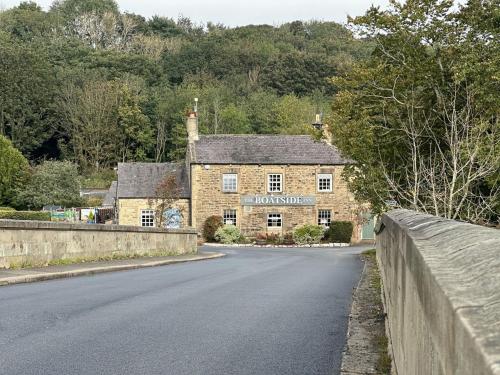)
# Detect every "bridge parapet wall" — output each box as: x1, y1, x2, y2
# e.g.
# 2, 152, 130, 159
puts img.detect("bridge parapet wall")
0, 220, 198, 269
377, 210, 500, 375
